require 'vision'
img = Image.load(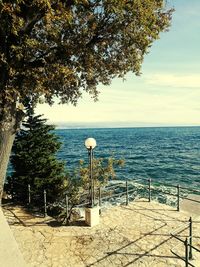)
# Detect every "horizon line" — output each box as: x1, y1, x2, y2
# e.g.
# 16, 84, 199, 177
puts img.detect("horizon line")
54, 125, 200, 130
